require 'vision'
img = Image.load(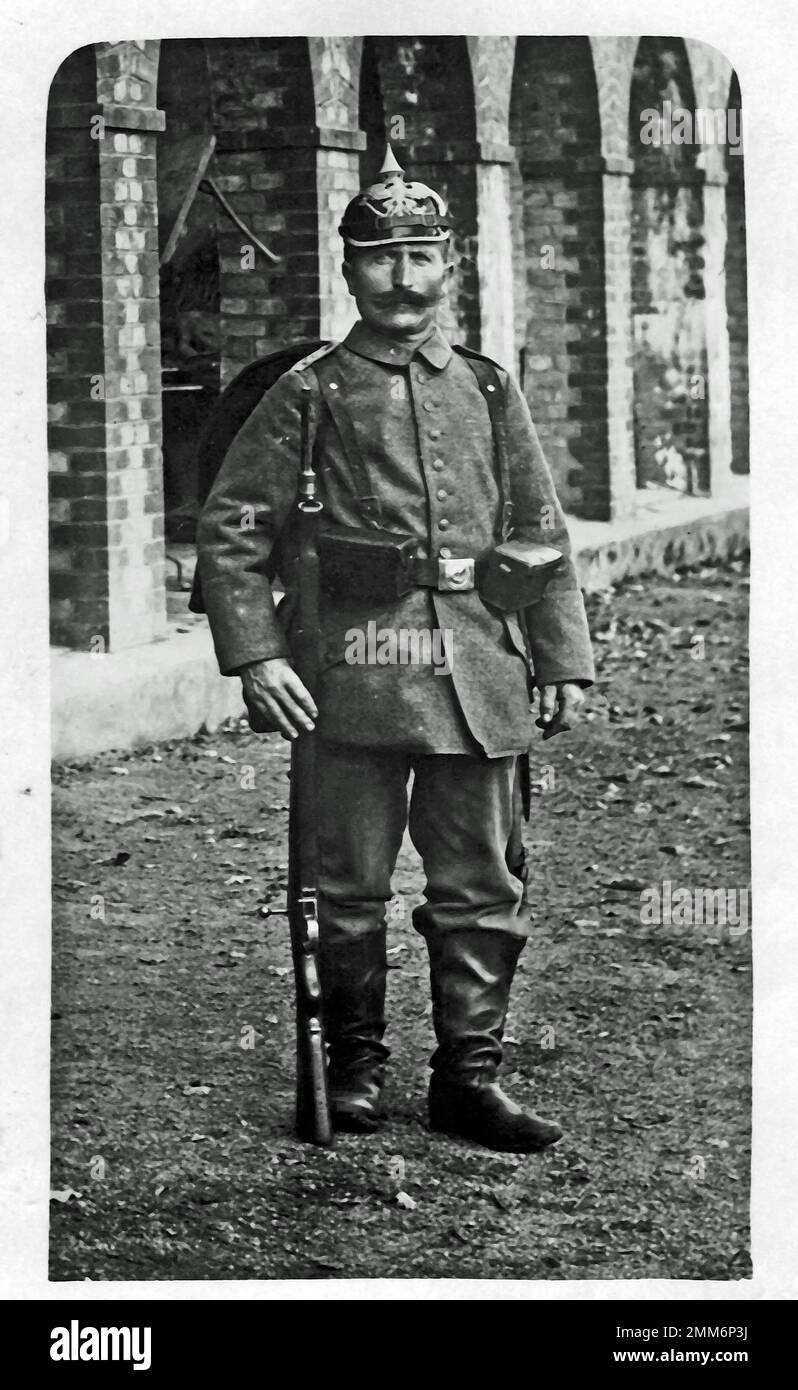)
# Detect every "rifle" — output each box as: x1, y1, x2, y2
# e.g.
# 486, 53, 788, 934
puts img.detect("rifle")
286, 382, 333, 1145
